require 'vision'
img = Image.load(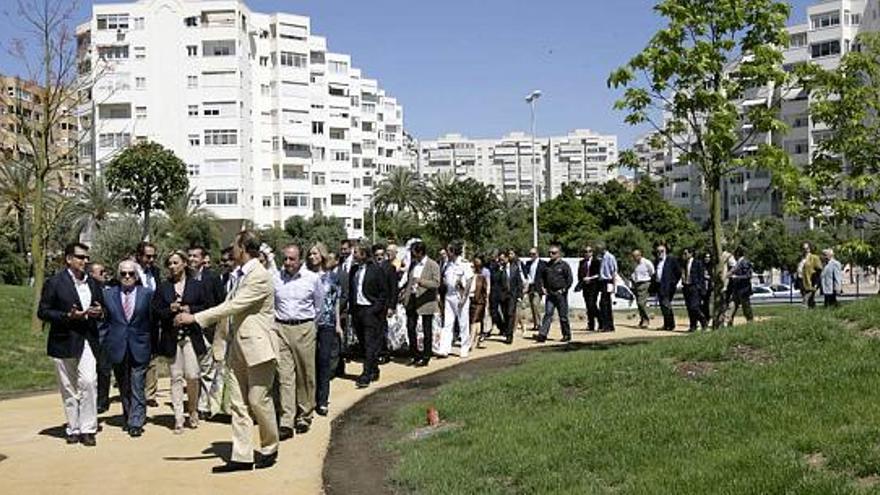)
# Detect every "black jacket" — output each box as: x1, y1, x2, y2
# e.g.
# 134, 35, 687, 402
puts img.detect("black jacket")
576, 256, 602, 292
496, 262, 524, 301
682, 258, 707, 295
655, 255, 682, 297
151, 277, 209, 358
541, 259, 573, 293
38, 270, 106, 359
378, 259, 399, 311
198, 267, 225, 309
522, 259, 547, 293
348, 262, 389, 315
